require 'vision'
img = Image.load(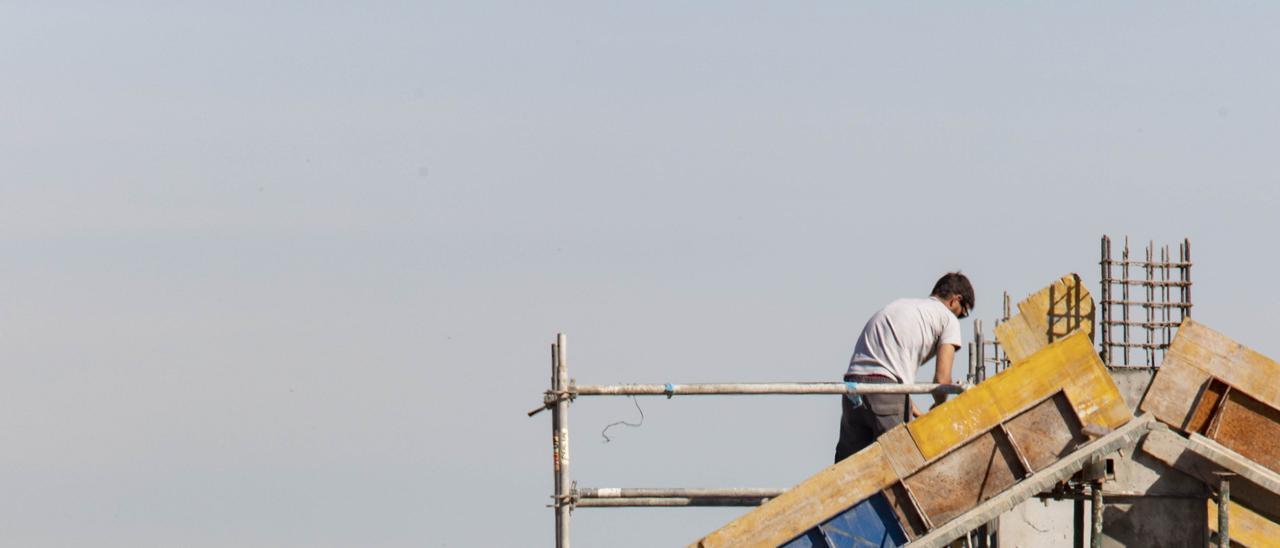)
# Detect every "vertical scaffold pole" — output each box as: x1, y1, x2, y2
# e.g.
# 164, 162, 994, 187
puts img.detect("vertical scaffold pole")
1217, 473, 1231, 547
1091, 480, 1104, 548
1100, 236, 1110, 365
552, 334, 571, 547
